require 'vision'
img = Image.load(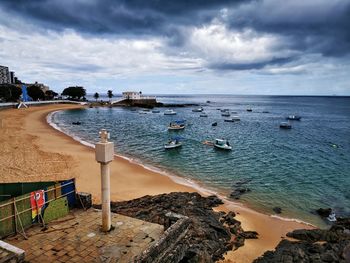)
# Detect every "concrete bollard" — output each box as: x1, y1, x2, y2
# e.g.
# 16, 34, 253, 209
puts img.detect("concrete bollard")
95, 129, 114, 232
